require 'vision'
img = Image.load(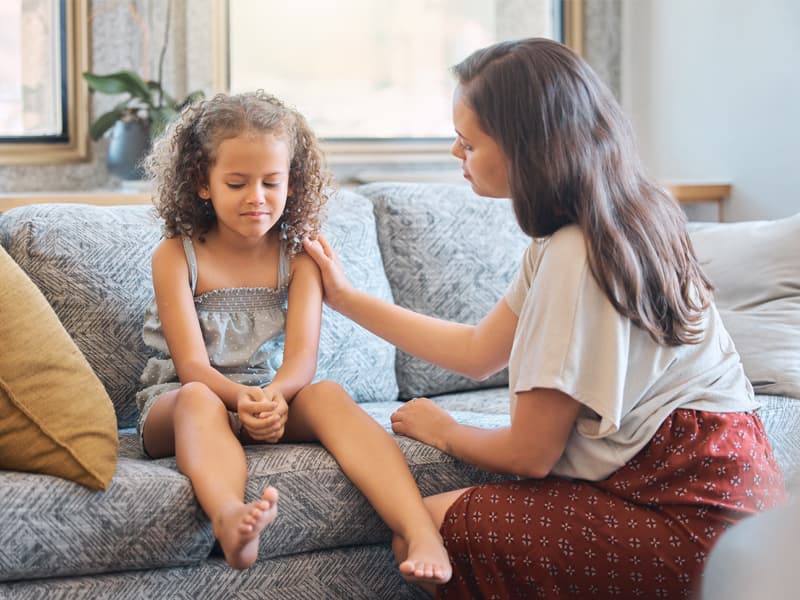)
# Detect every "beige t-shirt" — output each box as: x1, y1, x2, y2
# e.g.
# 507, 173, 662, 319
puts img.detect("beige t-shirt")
504, 225, 758, 481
